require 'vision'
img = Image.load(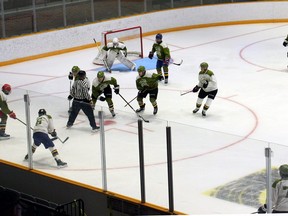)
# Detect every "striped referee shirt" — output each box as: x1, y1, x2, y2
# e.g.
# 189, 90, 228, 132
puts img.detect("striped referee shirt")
70, 78, 91, 100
